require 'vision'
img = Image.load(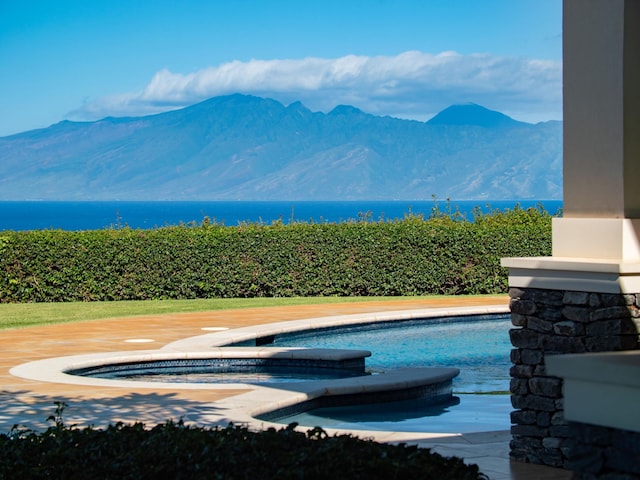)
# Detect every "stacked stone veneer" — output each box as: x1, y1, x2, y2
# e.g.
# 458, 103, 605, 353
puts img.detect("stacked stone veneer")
567, 422, 640, 479
508, 287, 640, 470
